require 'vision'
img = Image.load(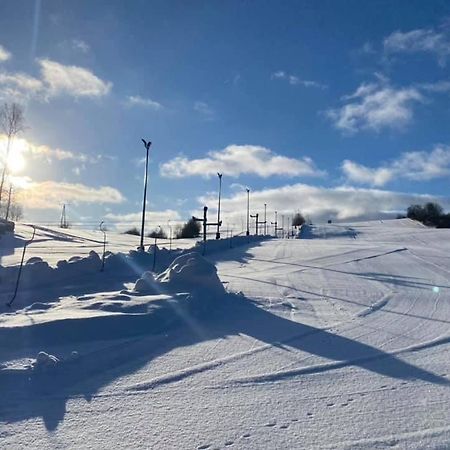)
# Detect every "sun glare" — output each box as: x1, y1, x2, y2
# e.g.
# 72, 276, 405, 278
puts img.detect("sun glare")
0, 136, 28, 174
